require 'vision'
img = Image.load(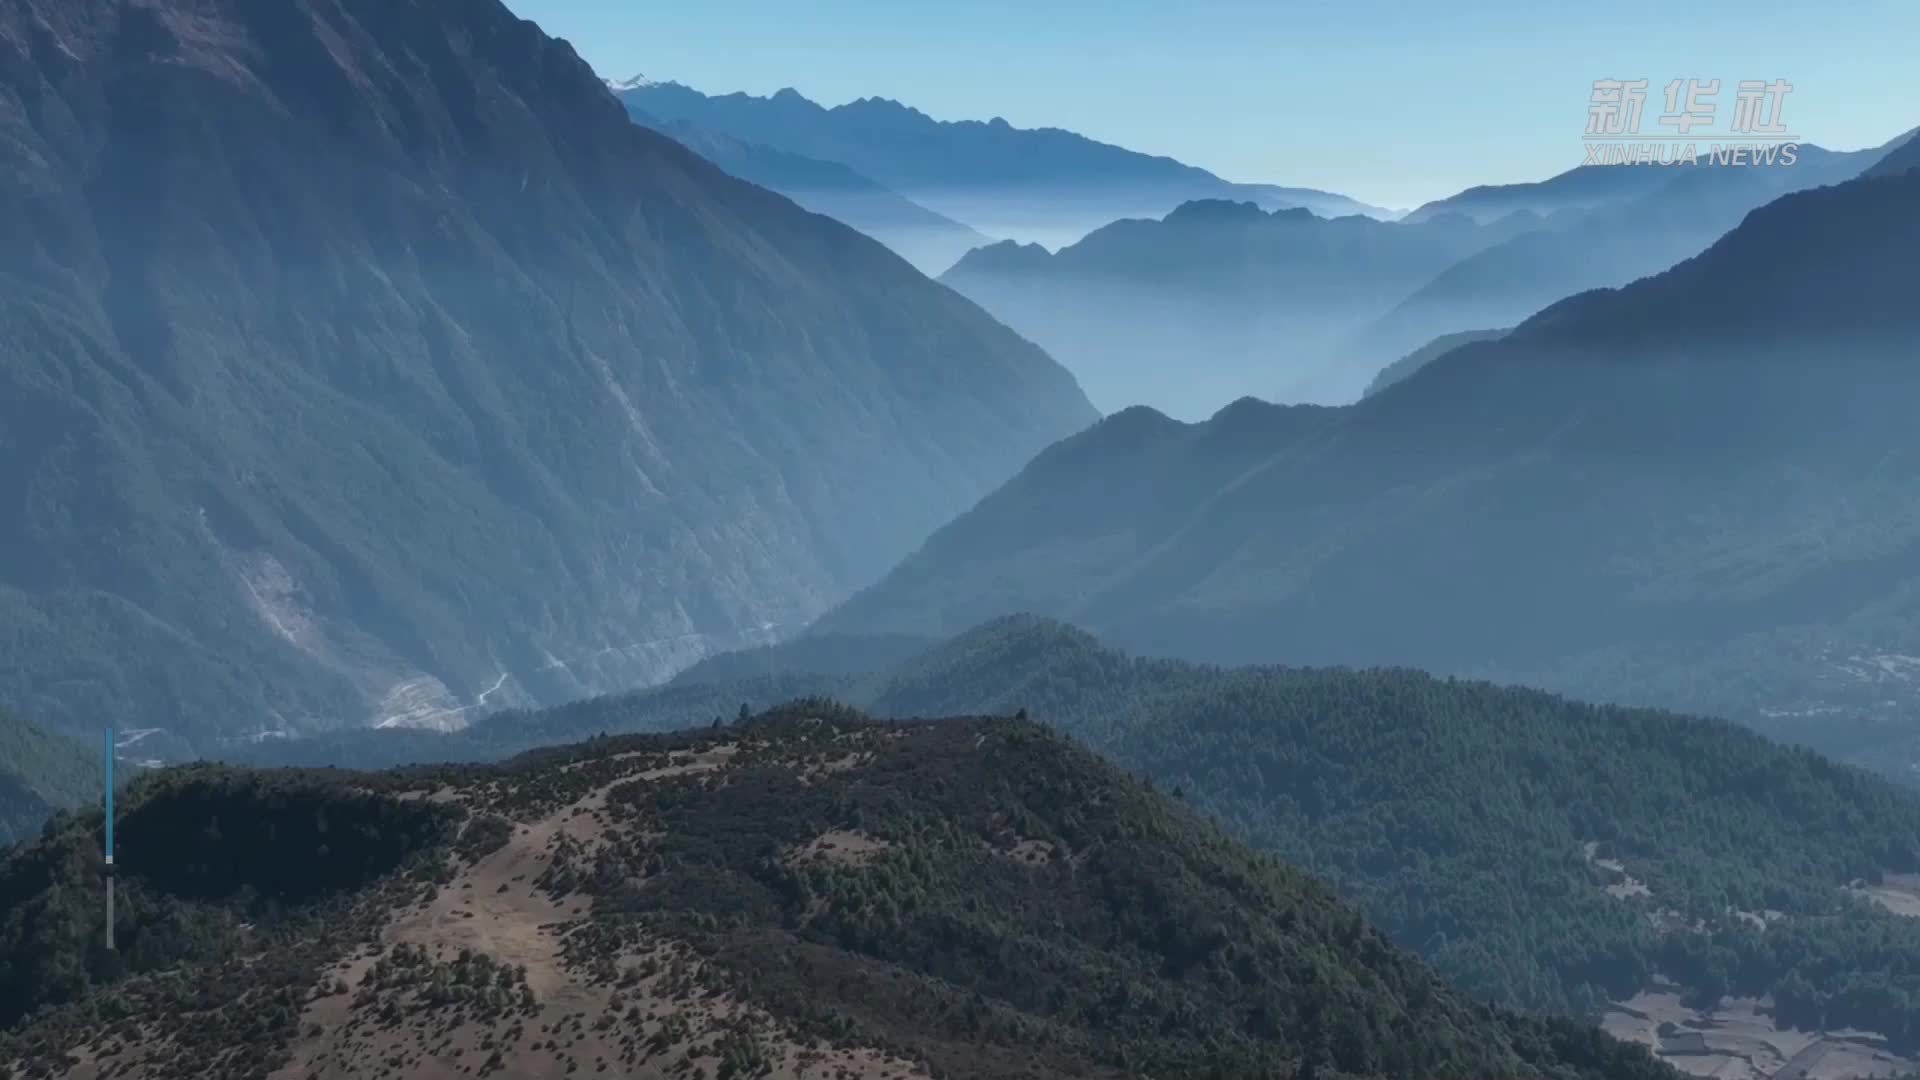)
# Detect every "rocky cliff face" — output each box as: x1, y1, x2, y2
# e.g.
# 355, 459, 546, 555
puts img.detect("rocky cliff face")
0, 0, 1095, 751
